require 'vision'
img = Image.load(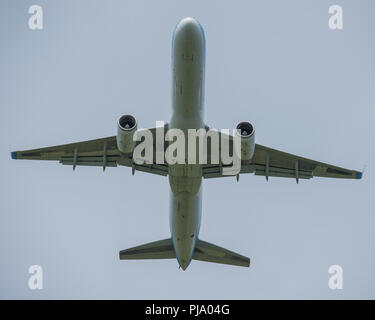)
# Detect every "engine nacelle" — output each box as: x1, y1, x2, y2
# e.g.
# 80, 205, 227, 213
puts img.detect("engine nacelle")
235, 121, 255, 161
117, 115, 137, 154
